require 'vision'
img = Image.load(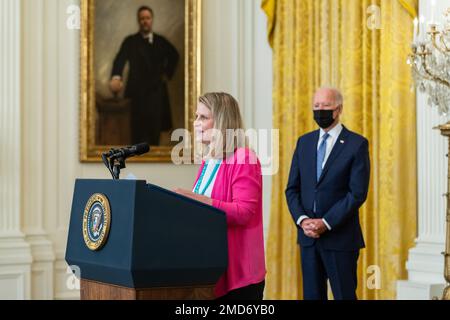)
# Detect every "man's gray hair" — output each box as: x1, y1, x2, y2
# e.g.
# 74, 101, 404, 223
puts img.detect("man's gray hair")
316, 87, 344, 106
